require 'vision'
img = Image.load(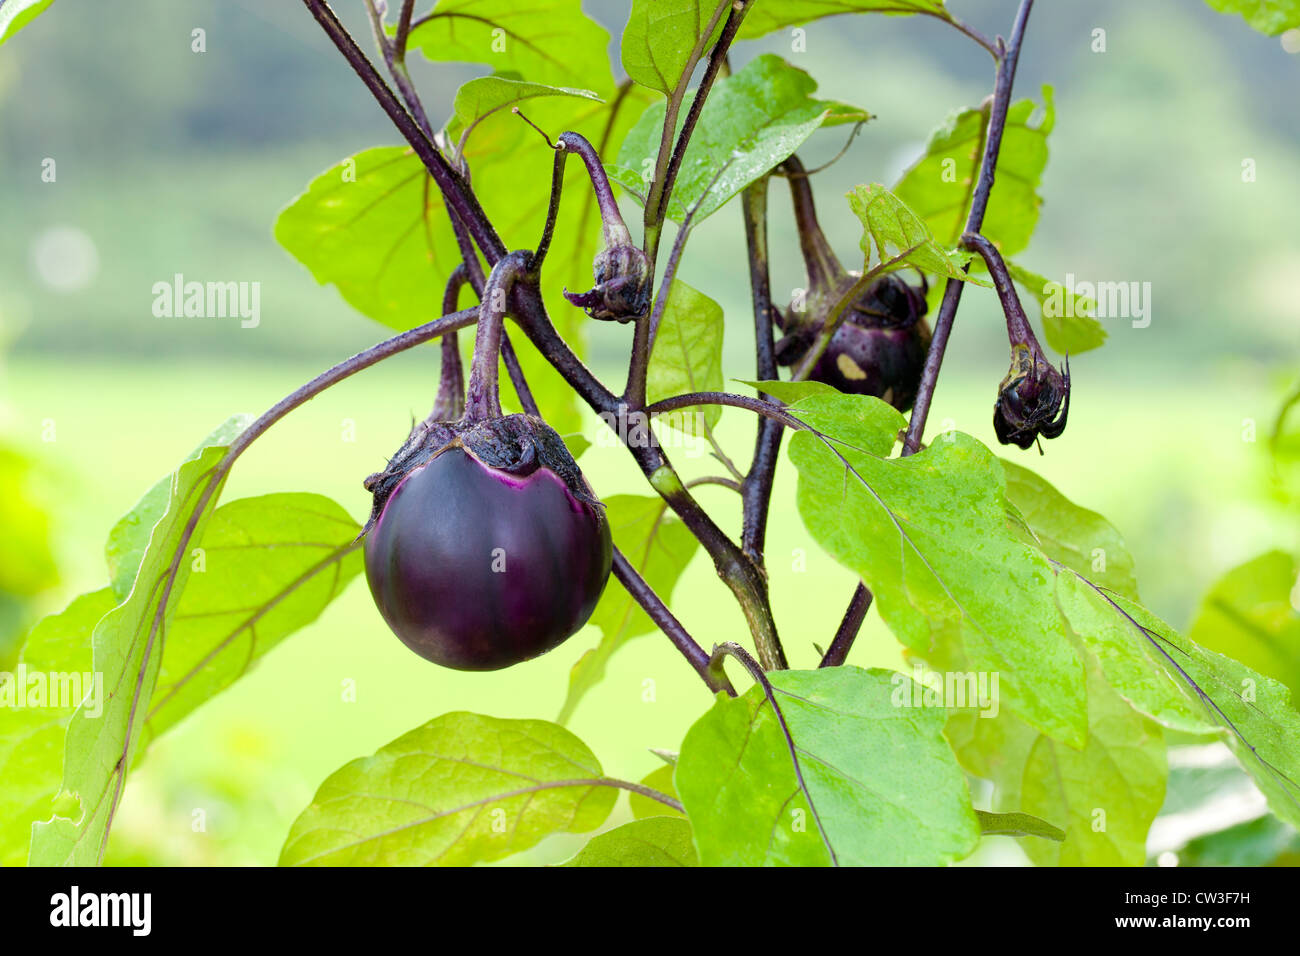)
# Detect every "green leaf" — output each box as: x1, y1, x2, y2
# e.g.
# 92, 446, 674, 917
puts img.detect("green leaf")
676, 667, 981, 866
1056, 574, 1212, 735
1107, 593, 1300, 829
647, 279, 725, 431
0, 0, 53, 46
1187, 550, 1300, 702
610, 54, 865, 223
975, 810, 1065, 841
786, 392, 1087, 744
737, 378, 842, 408
846, 183, 988, 284
621, 0, 727, 95
739, 0, 951, 39
1001, 460, 1137, 599
0, 589, 115, 866
1204, 0, 1300, 35
629, 764, 683, 819
445, 74, 602, 158
104, 473, 171, 602
142, 493, 363, 746
275, 147, 460, 333
279, 712, 617, 866
560, 816, 697, 866
407, 0, 611, 90
893, 87, 1055, 257
948, 661, 1166, 866
30, 416, 250, 866
558, 495, 700, 724
1005, 260, 1106, 356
